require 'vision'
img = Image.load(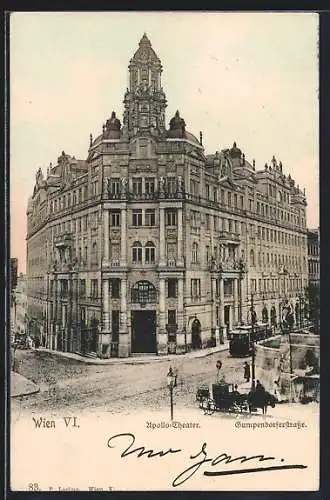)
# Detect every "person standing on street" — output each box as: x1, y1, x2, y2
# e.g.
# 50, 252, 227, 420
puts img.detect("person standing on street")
244, 361, 250, 383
